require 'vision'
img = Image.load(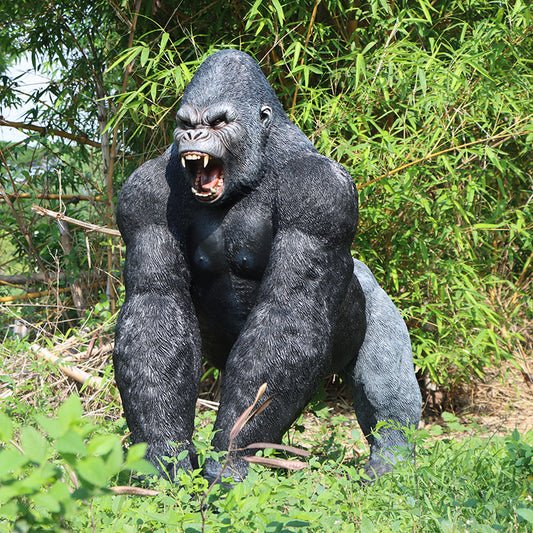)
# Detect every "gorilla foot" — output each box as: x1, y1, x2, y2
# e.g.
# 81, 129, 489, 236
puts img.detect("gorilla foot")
204, 456, 248, 487
361, 457, 395, 484
144, 443, 198, 482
